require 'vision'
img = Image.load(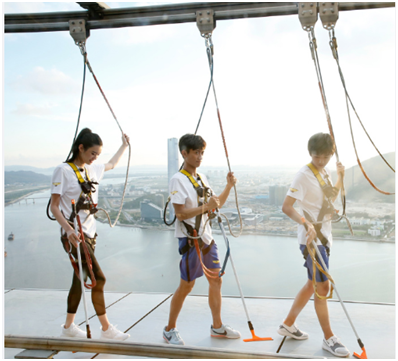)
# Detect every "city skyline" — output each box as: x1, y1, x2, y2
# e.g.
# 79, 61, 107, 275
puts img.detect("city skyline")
2, 3, 395, 173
